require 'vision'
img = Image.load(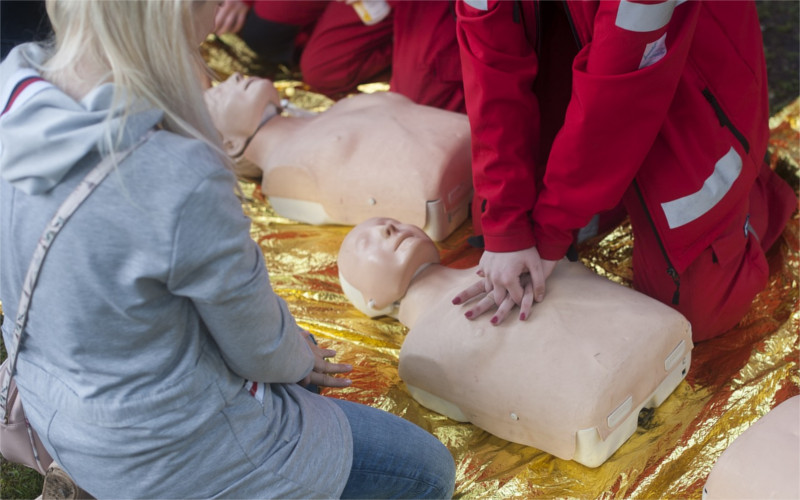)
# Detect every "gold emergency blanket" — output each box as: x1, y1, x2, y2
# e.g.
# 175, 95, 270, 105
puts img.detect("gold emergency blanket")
219, 36, 799, 499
